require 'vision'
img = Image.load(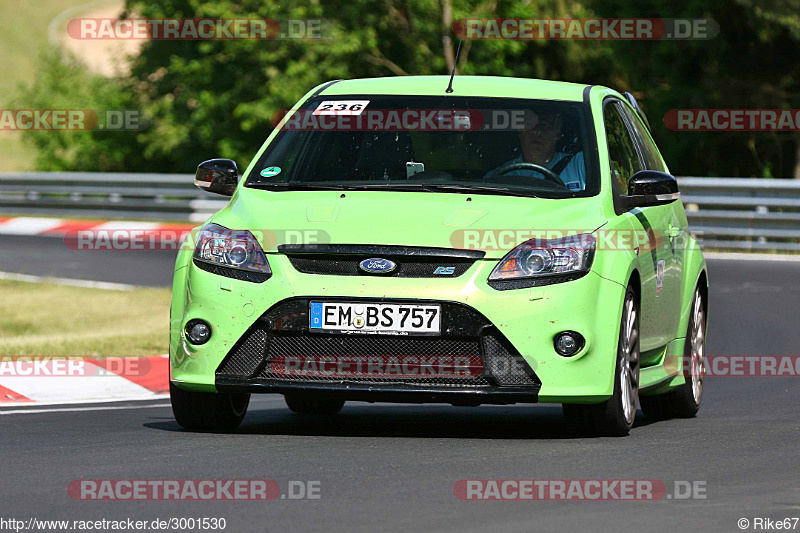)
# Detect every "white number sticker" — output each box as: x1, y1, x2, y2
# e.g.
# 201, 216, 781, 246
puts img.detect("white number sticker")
312, 100, 370, 116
